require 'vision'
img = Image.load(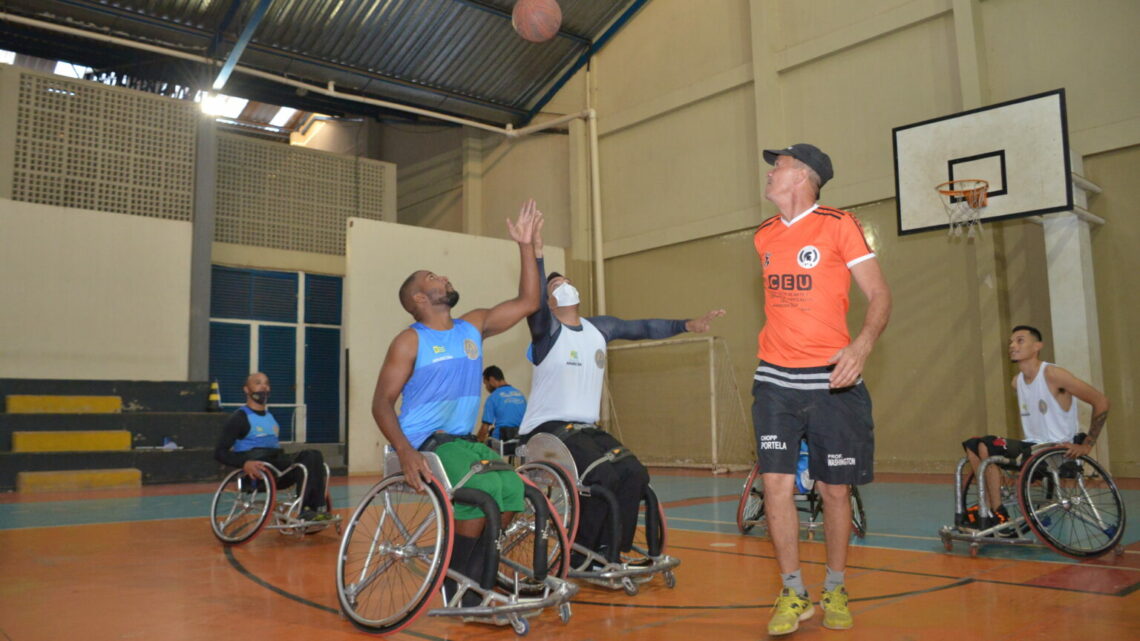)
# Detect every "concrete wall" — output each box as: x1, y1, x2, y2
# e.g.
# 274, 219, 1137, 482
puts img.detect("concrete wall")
0, 200, 191, 380
559, 0, 1139, 473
